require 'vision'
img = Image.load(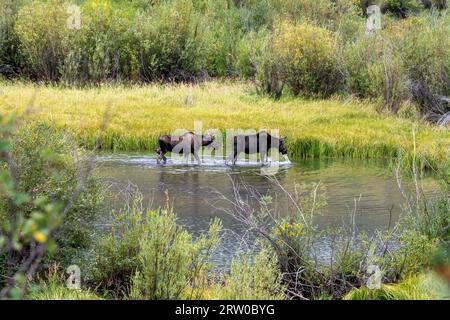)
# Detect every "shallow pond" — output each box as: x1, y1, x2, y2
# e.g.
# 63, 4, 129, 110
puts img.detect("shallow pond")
95, 154, 439, 269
